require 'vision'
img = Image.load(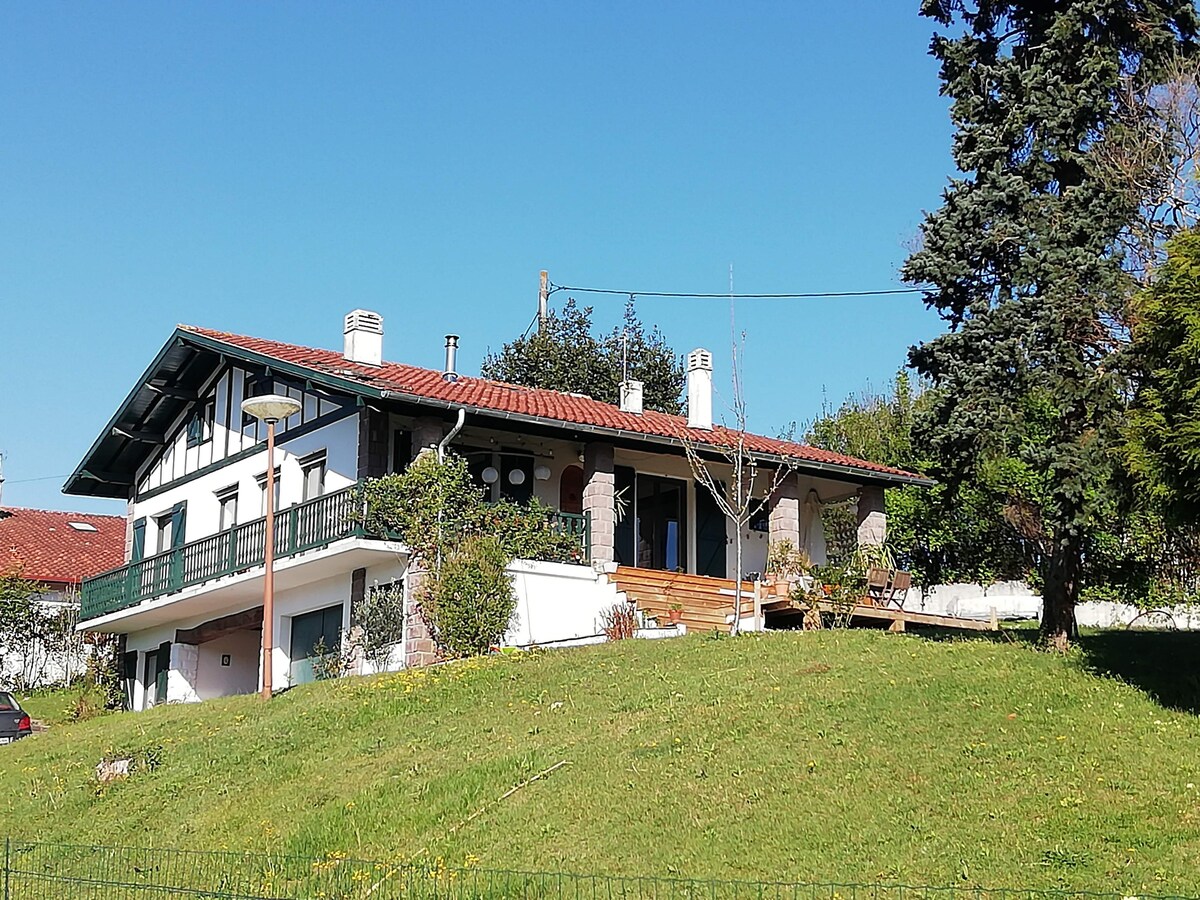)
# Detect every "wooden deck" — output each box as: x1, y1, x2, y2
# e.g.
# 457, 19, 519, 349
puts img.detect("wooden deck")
610, 566, 998, 634
610, 567, 755, 634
